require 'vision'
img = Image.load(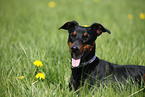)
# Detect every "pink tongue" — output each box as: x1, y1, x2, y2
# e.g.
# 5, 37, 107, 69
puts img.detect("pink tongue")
72, 58, 80, 67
